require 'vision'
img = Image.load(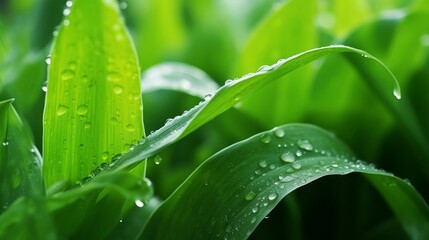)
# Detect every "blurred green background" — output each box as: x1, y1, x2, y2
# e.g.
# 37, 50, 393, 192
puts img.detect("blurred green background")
1, 0, 428, 239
